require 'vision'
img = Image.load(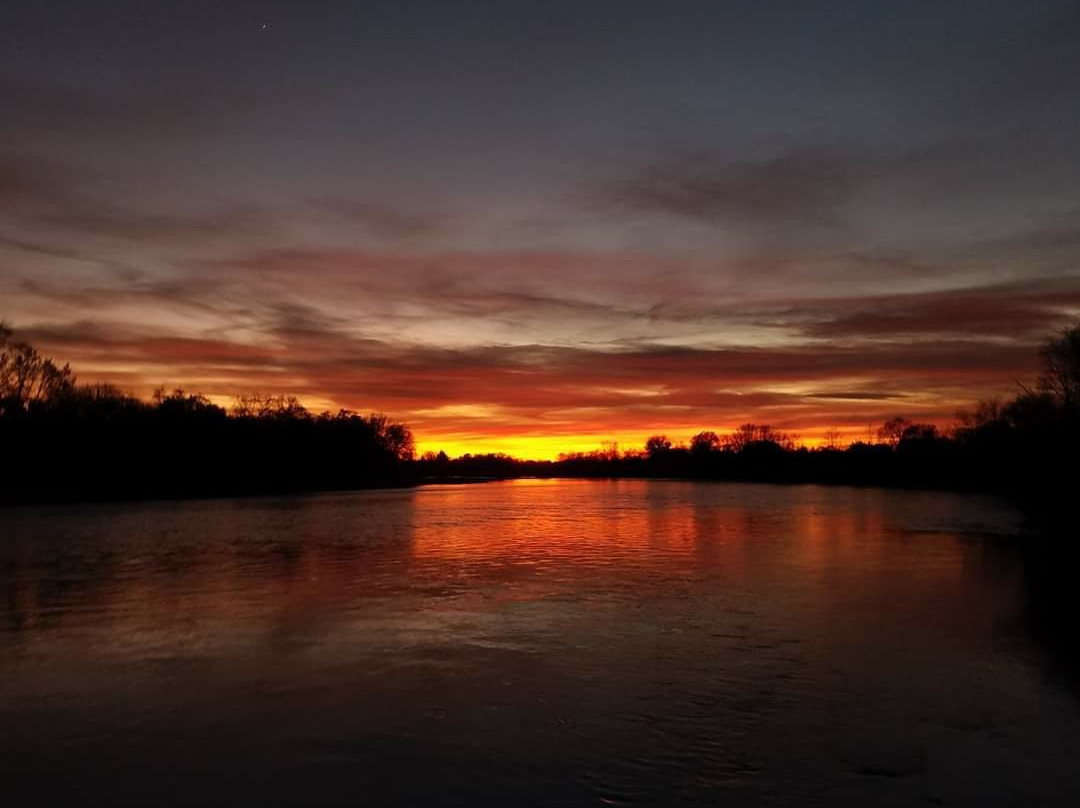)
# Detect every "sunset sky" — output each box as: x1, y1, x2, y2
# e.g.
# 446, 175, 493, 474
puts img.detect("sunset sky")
3, 1, 1080, 457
